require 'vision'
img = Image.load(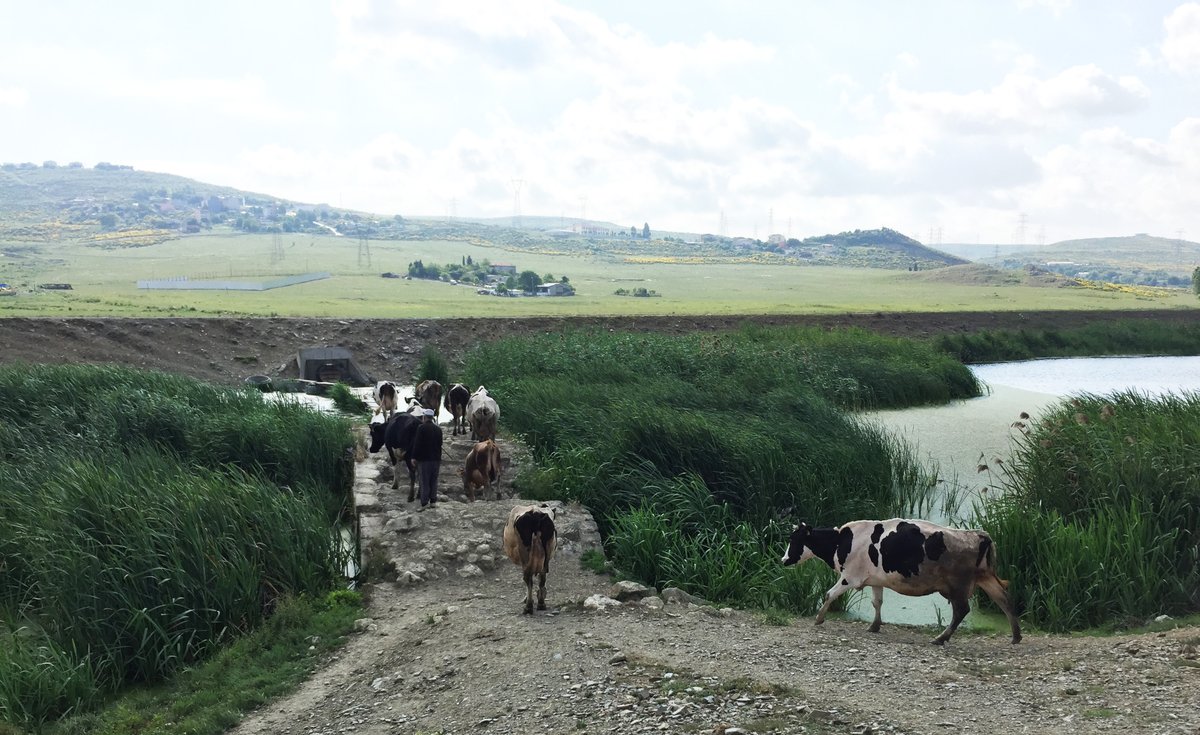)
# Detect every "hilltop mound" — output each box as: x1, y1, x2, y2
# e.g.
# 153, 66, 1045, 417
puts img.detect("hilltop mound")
803, 227, 968, 266
906, 263, 1076, 287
